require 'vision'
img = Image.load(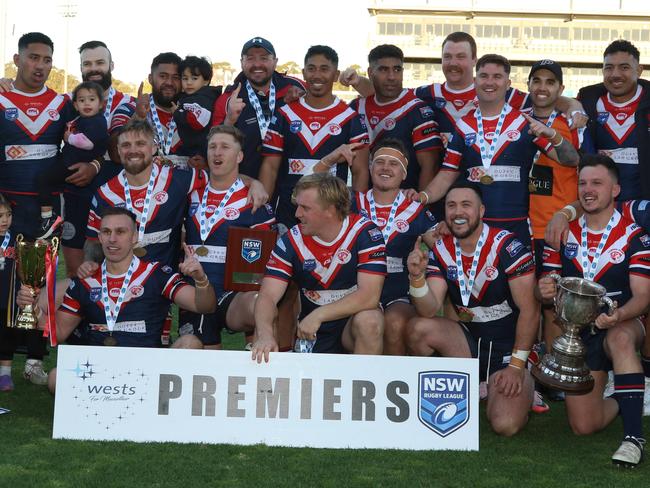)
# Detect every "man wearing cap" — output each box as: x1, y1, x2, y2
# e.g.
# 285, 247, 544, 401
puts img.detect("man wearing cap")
415, 54, 579, 250
211, 37, 305, 179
